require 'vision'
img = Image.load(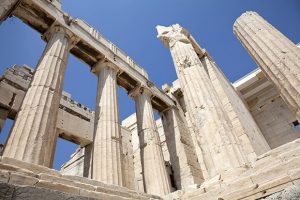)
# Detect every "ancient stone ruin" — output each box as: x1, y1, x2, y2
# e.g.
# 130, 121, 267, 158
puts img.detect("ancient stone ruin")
0, 1, 300, 199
